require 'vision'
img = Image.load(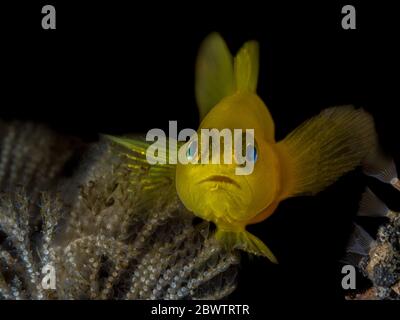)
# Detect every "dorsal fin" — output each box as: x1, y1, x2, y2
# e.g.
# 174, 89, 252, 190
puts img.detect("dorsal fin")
195, 33, 260, 120
195, 33, 234, 121
234, 40, 259, 93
